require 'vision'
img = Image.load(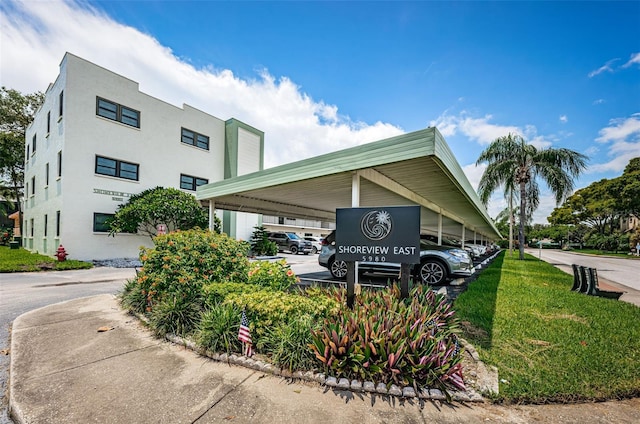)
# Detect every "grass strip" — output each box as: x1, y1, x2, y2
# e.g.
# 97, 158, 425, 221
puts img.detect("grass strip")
455, 251, 640, 404
0, 246, 92, 272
